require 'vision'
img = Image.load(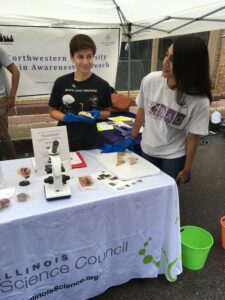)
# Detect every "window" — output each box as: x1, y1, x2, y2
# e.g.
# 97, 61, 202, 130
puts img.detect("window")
115, 40, 152, 91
